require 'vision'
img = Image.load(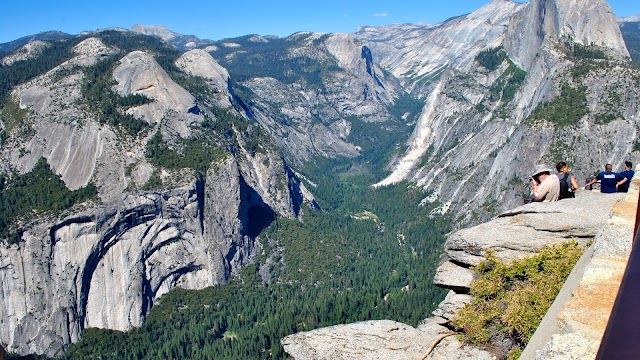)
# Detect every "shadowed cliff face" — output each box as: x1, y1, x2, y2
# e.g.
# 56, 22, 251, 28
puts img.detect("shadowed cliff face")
0, 154, 306, 357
